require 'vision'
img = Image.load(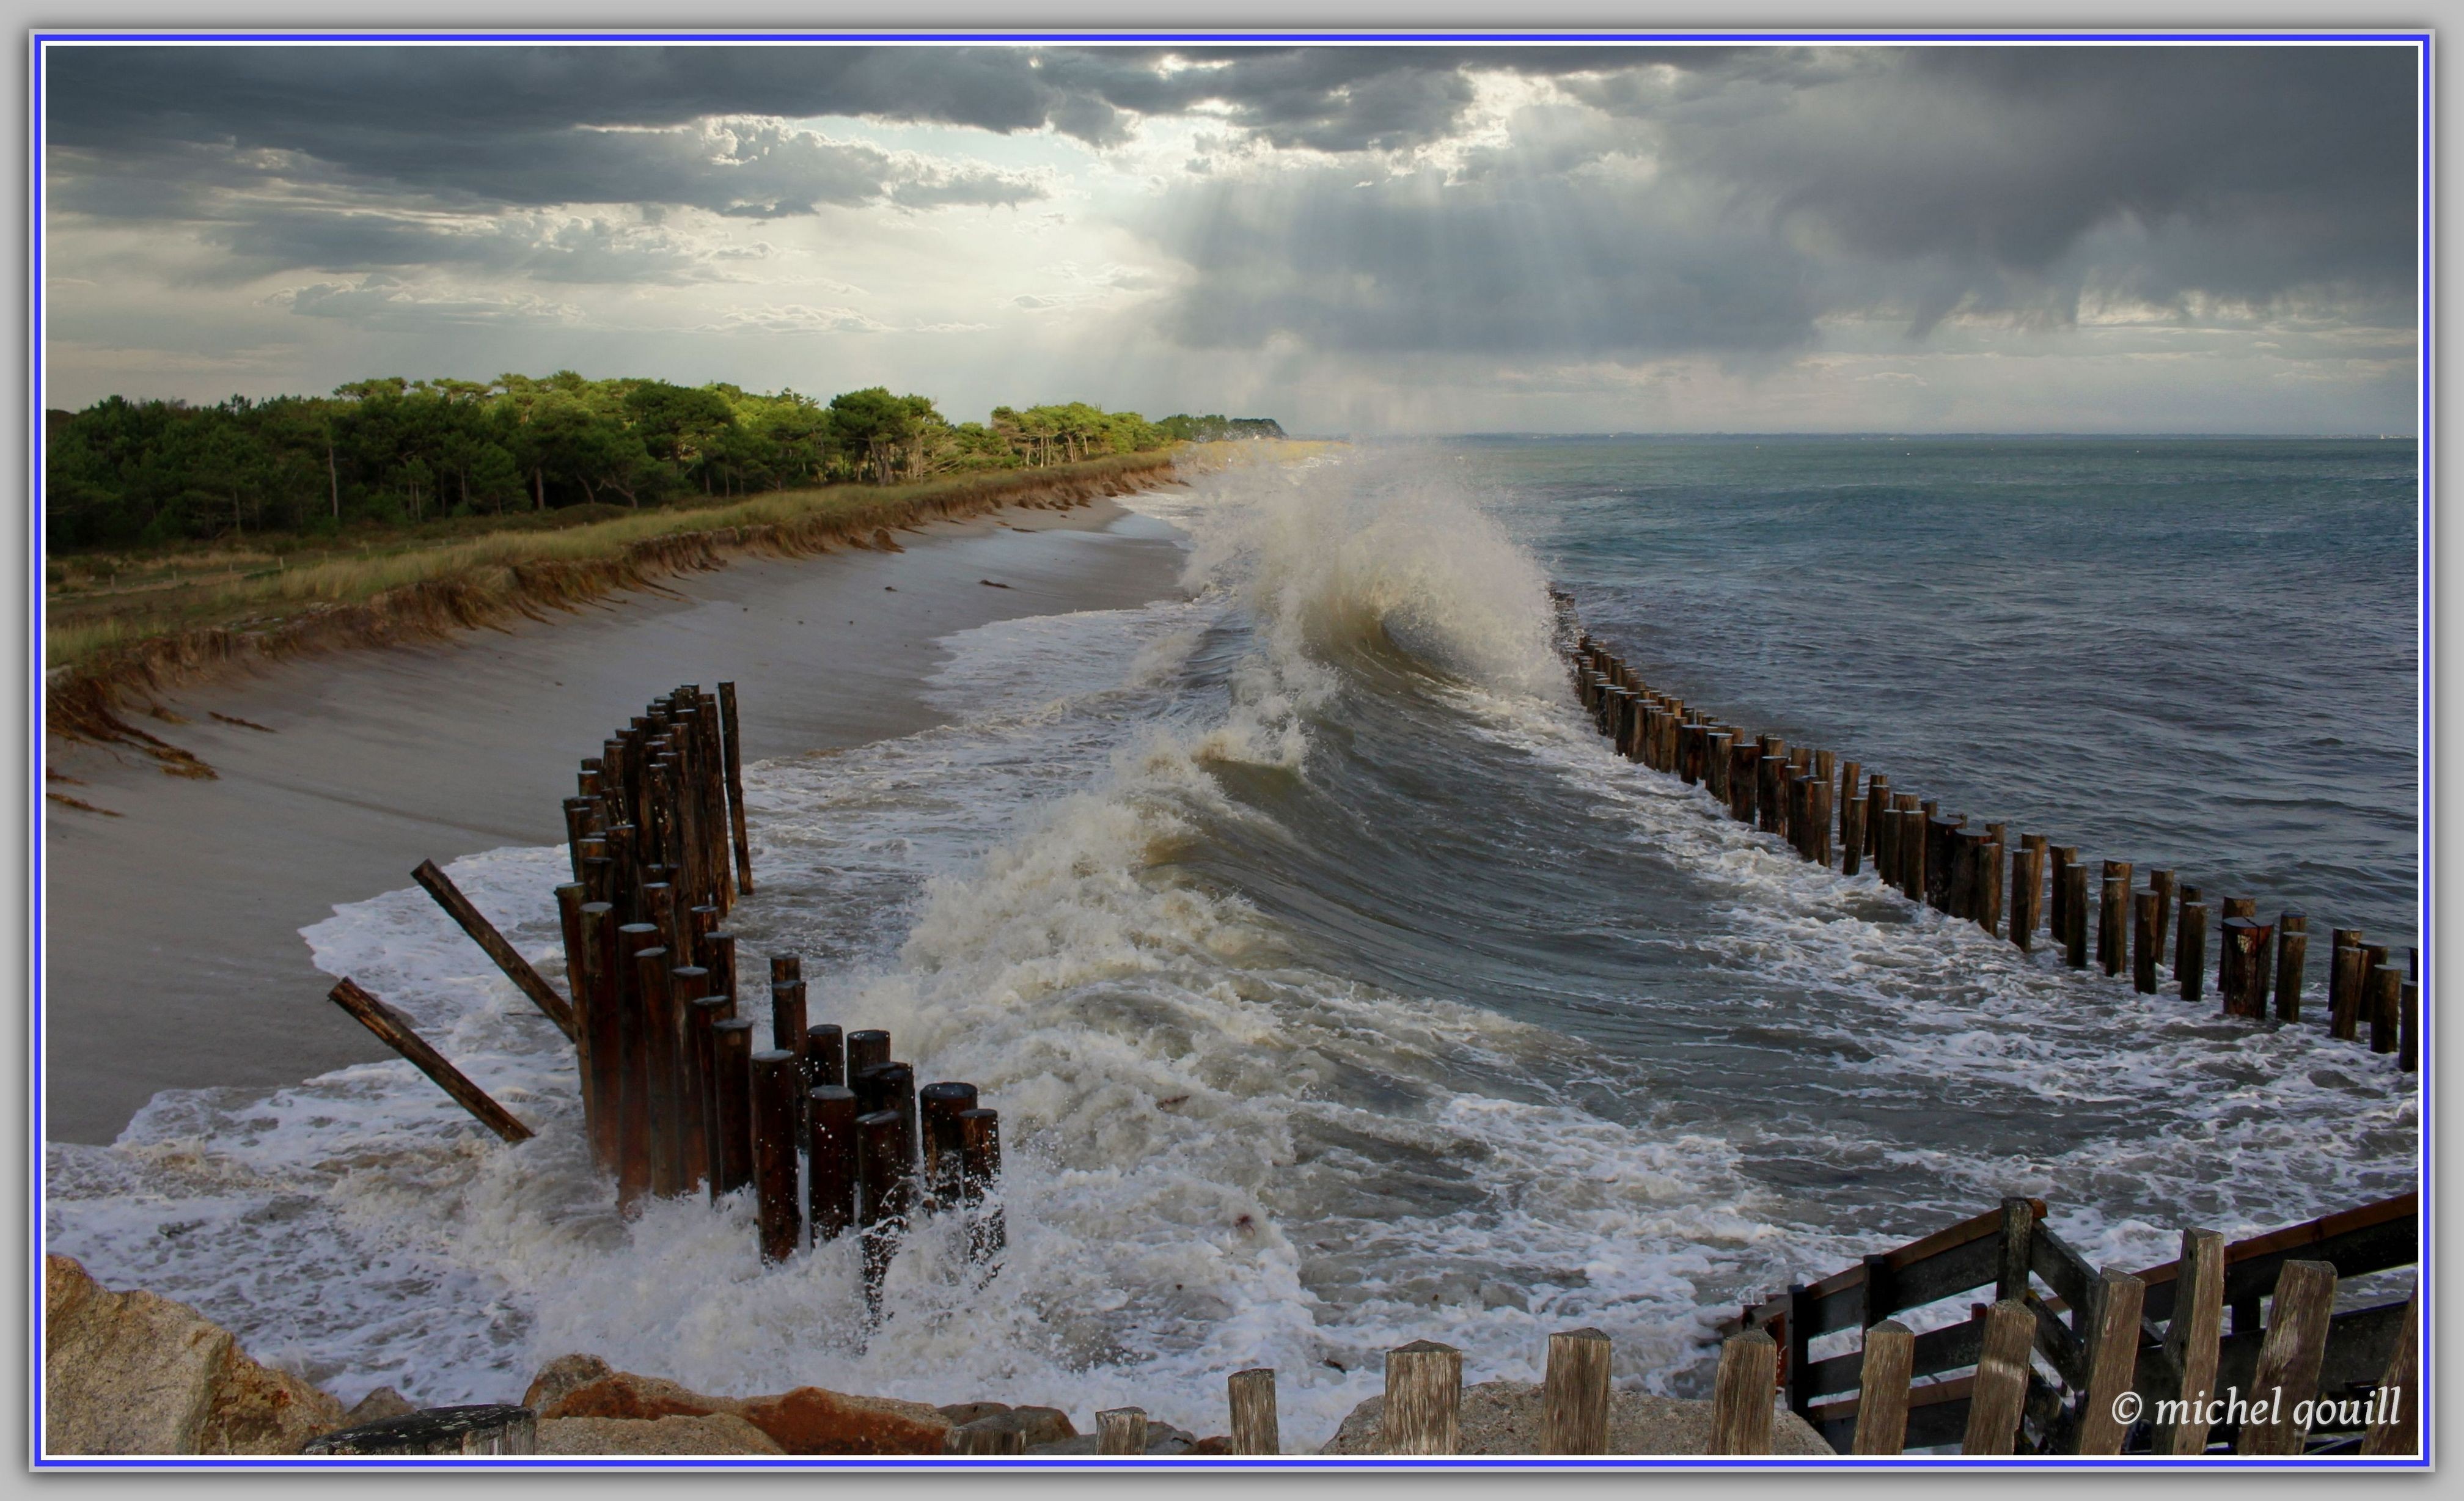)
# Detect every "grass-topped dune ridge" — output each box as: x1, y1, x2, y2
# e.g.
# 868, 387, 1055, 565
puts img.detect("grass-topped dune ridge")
45, 446, 1229, 757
